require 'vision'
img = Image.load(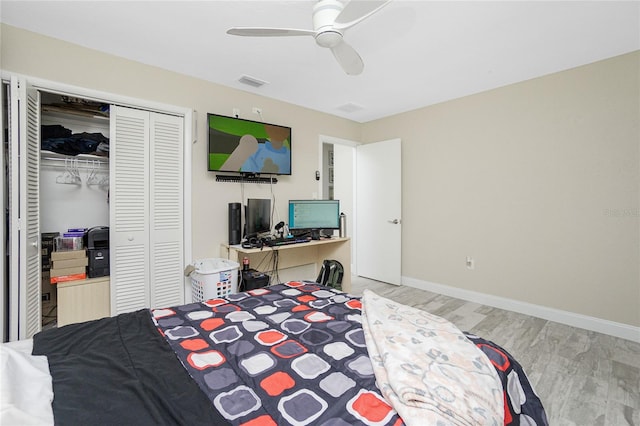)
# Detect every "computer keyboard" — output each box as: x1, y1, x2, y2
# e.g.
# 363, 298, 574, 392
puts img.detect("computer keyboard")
265, 237, 310, 247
